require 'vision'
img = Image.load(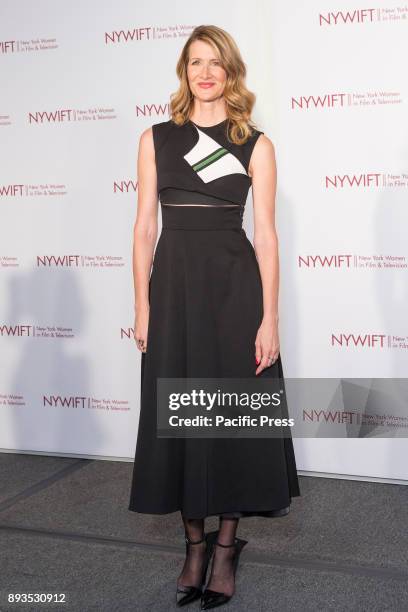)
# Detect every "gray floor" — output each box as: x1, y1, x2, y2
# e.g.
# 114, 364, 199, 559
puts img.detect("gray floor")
0, 453, 407, 612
